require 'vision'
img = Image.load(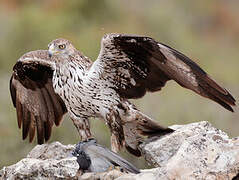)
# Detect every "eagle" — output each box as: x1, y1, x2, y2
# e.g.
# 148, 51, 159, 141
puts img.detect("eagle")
10, 34, 236, 156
